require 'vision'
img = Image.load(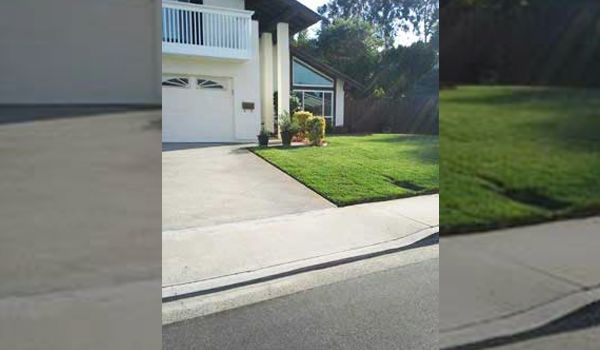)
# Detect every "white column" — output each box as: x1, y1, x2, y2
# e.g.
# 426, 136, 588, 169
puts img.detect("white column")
335, 80, 345, 126
260, 33, 274, 132
276, 22, 290, 122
